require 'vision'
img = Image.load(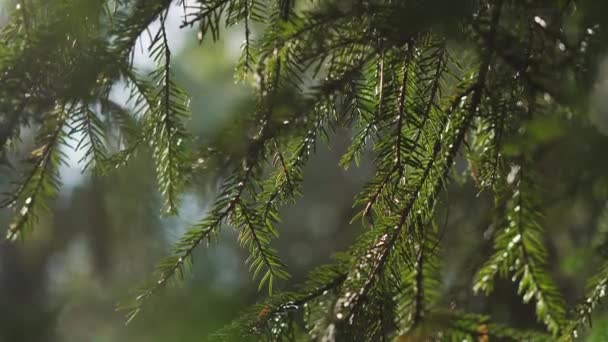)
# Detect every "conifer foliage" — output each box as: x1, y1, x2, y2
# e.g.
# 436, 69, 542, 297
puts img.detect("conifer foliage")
1, 0, 608, 340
